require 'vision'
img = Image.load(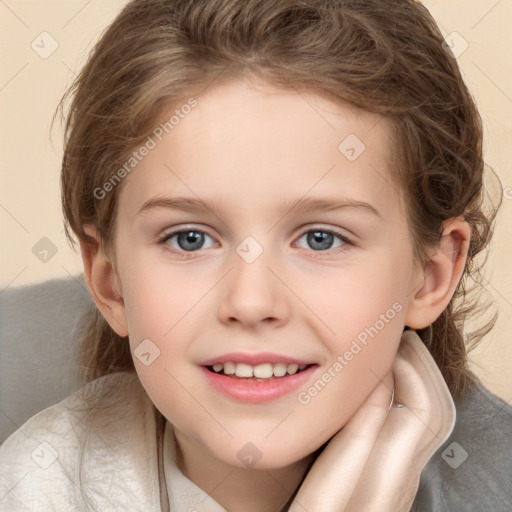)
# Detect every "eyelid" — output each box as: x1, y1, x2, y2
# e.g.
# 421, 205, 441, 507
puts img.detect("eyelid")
295, 223, 354, 243
158, 223, 214, 238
